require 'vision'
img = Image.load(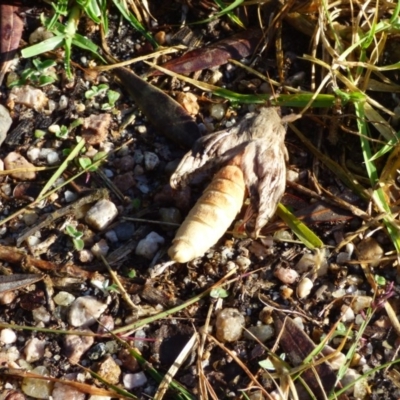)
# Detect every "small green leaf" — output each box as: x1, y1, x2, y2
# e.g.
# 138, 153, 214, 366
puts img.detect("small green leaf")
78, 157, 93, 170
276, 203, 324, 249
127, 269, 137, 278
73, 238, 85, 251
131, 198, 141, 209
34, 130, 46, 138
107, 89, 120, 105
210, 287, 229, 298
375, 274, 386, 286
